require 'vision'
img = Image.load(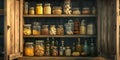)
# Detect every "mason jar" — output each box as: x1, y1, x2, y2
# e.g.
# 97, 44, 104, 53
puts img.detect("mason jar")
35, 40, 45, 56
52, 6, 62, 15
41, 25, 49, 35
24, 42, 34, 56
36, 3, 43, 14
24, 24, 32, 35
29, 7, 35, 15
82, 7, 90, 15
32, 22, 41, 35
44, 3, 51, 14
